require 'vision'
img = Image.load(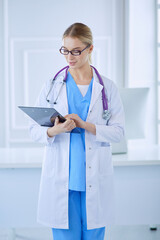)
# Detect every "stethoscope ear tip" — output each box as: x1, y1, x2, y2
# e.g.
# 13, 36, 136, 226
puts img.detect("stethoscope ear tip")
46, 98, 56, 104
